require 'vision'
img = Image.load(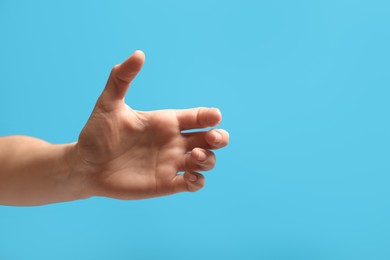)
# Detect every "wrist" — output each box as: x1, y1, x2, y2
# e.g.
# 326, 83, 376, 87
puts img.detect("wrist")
62, 142, 94, 201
